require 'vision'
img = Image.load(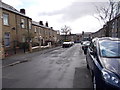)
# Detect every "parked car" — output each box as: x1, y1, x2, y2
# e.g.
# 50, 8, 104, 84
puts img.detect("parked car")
62, 41, 74, 48
86, 37, 120, 90
81, 37, 92, 44
81, 41, 90, 54
70, 41, 74, 46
